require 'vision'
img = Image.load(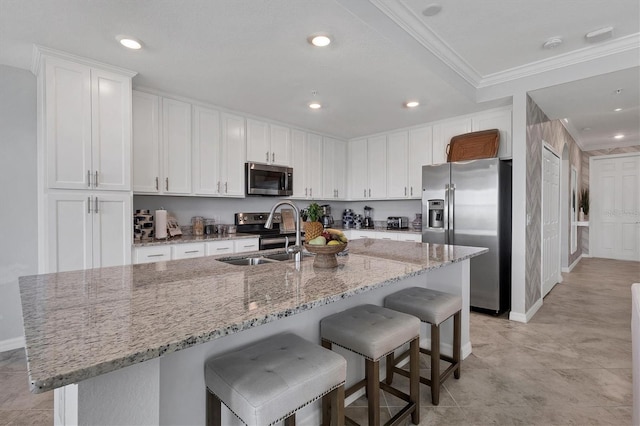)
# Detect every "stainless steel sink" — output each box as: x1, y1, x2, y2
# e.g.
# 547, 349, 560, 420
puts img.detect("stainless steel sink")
219, 257, 279, 266
262, 252, 312, 262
